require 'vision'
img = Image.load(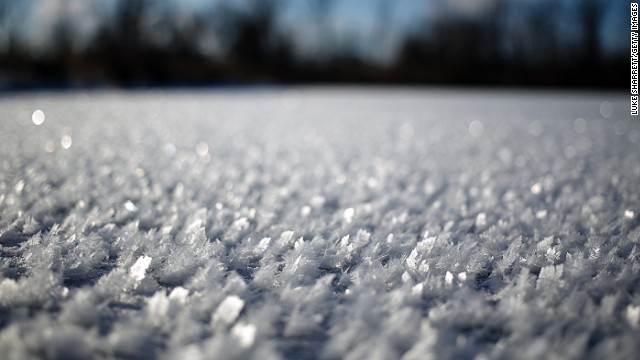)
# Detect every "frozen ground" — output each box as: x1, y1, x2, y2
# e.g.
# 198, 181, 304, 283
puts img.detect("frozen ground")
0, 88, 639, 359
